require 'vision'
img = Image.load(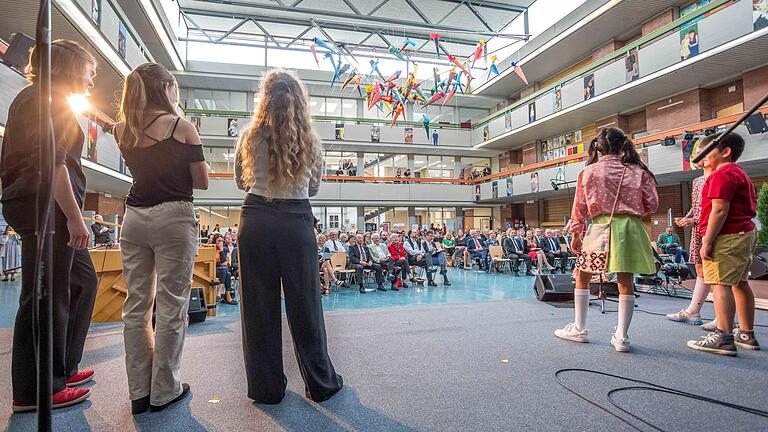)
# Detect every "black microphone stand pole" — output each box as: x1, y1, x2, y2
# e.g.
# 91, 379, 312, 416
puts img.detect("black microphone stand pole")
34, 0, 54, 430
